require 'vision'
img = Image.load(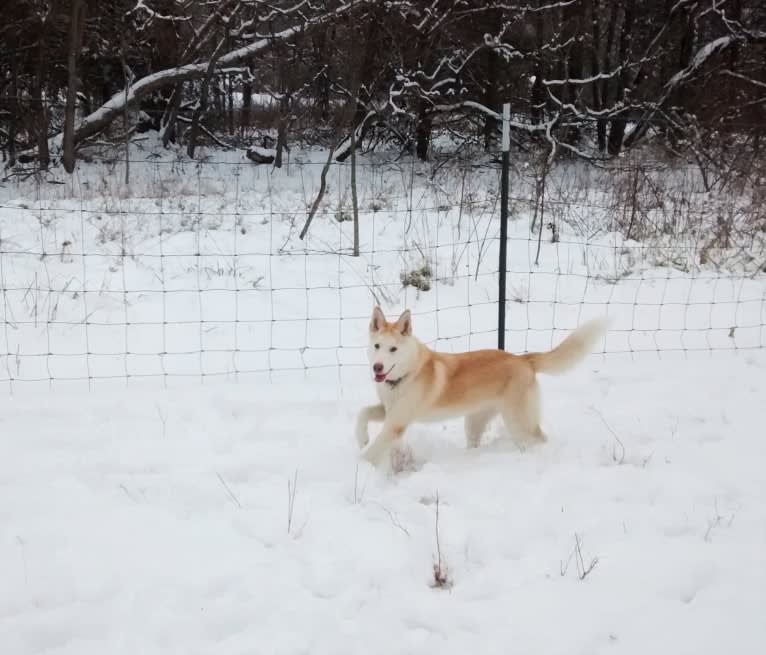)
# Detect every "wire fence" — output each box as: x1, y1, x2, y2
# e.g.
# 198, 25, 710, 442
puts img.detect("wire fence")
1, 146, 764, 392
